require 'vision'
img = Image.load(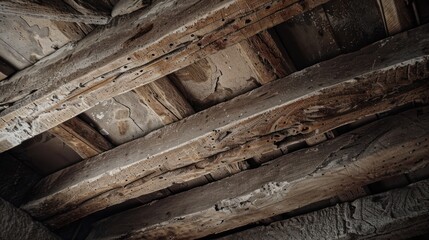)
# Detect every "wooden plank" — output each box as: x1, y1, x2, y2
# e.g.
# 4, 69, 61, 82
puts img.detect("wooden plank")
0, 153, 41, 206
49, 117, 113, 159
0, 197, 59, 240
21, 25, 429, 228
111, 0, 151, 17
133, 76, 195, 125
87, 108, 429, 239
0, 1, 110, 25
218, 180, 429, 240
237, 30, 296, 84
0, 0, 331, 152
378, 0, 415, 35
